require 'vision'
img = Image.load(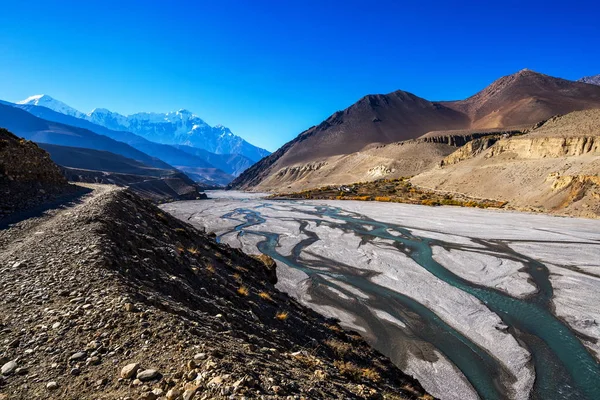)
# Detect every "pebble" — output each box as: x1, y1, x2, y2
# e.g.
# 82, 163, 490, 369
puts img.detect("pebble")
70, 367, 81, 376
139, 391, 157, 400
166, 388, 182, 400
120, 363, 140, 379
182, 387, 198, 400
46, 381, 59, 390
136, 368, 160, 381
70, 351, 86, 361
193, 353, 206, 361
1, 360, 17, 375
